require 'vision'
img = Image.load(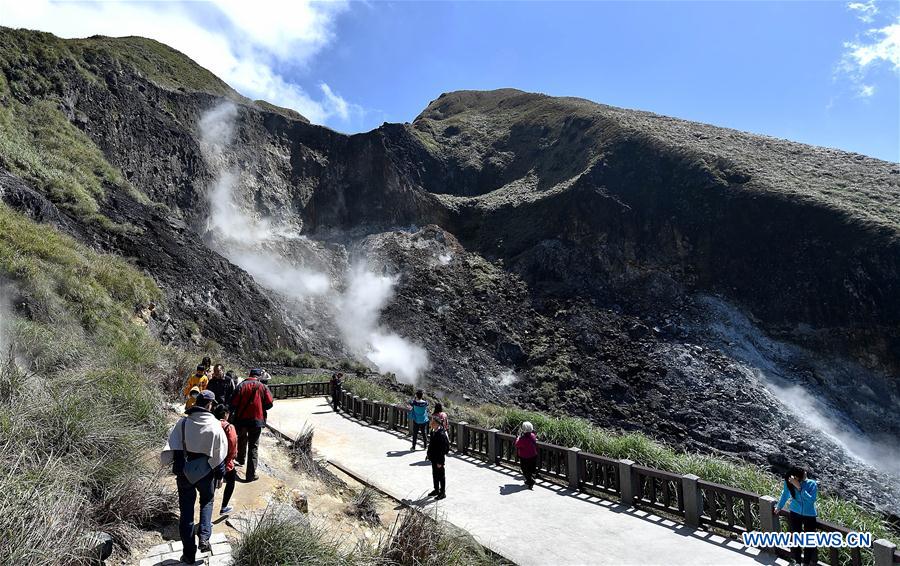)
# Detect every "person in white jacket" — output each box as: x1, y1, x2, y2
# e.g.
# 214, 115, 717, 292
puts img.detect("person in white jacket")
161, 390, 228, 563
